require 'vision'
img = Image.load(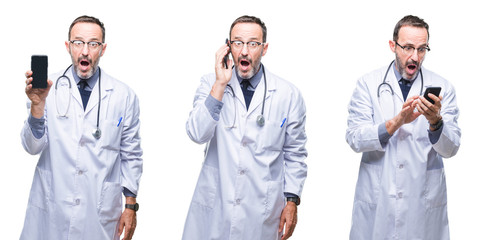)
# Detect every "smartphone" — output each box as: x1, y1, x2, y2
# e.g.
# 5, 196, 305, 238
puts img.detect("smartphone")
31, 55, 48, 88
223, 38, 230, 69
423, 87, 441, 104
